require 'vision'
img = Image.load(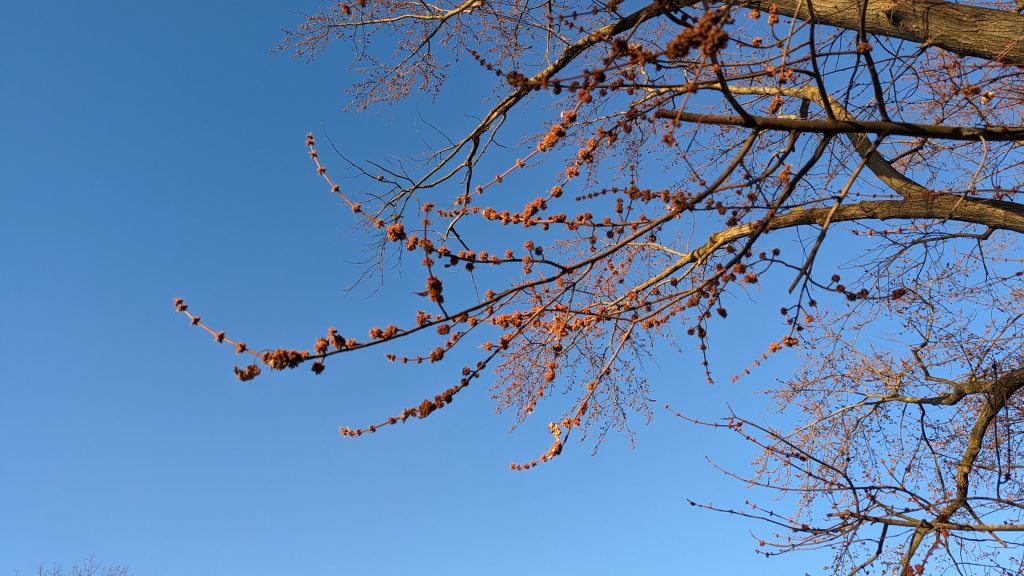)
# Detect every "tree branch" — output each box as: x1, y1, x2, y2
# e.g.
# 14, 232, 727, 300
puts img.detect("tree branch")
732, 0, 1024, 66
654, 109, 1024, 142
634, 194, 1024, 296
